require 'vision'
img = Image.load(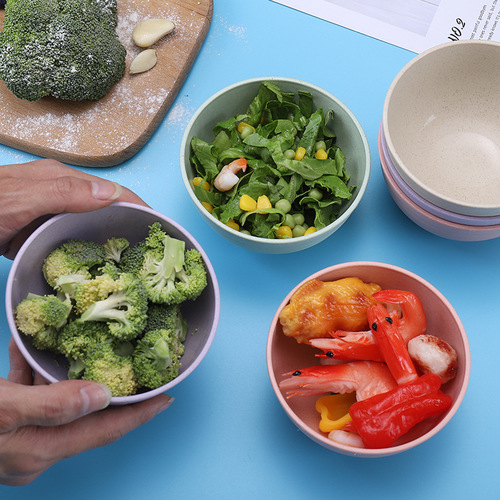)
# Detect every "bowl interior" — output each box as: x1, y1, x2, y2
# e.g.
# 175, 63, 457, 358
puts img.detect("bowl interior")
180, 77, 370, 254
383, 41, 500, 216
379, 124, 500, 227
267, 262, 470, 457
6, 202, 220, 405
